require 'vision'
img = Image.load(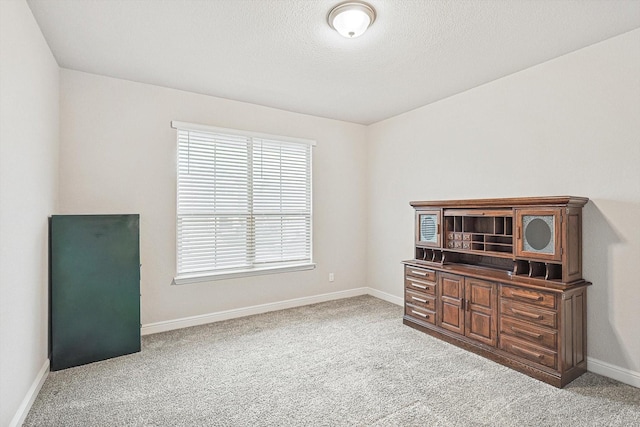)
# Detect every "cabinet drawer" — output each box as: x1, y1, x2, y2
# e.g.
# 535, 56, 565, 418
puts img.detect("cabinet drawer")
501, 286, 556, 309
500, 316, 557, 350
405, 289, 436, 311
406, 303, 436, 325
405, 266, 436, 282
500, 335, 557, 369
405, 278, 436, 295
500, 300, 557, 328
